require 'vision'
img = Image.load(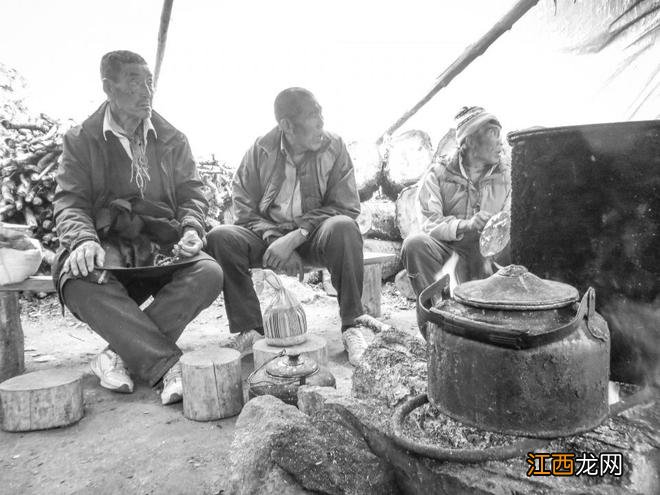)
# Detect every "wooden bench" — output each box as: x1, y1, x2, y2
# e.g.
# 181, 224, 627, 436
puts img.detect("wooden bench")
0, 253, 396, 382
